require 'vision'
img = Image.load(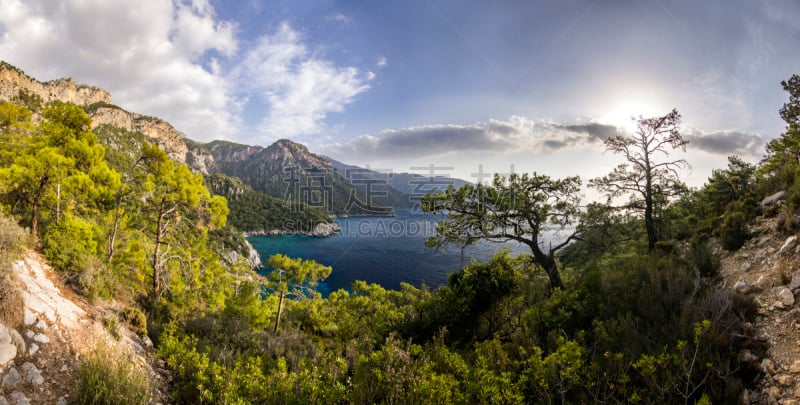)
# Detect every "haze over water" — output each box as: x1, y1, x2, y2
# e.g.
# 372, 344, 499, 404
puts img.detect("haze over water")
249, 209, 535, 295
